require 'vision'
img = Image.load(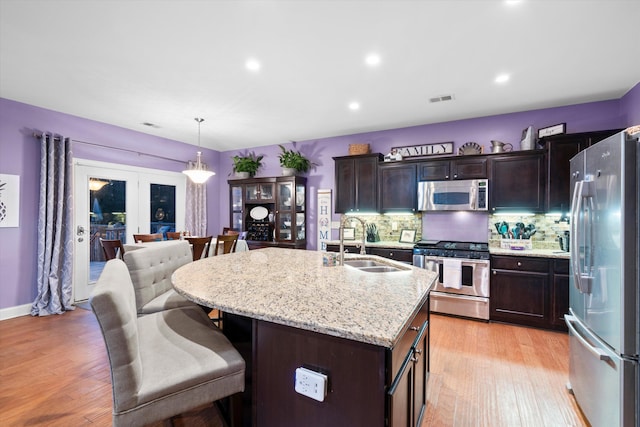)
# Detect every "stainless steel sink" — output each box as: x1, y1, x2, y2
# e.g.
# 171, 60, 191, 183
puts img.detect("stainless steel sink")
344, 259, 408, 273
357, 266, 404, 273
344, 260, 387, 268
